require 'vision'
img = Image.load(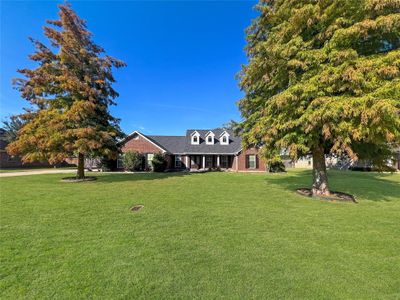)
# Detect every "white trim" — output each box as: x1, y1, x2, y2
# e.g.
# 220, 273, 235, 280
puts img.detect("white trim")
191, 131, 200, 145
219, 130, 230, 137
122, 131, 167, 153
205, 131, 215, 145
219, 131, 230, 145
175, 155, 182, 168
